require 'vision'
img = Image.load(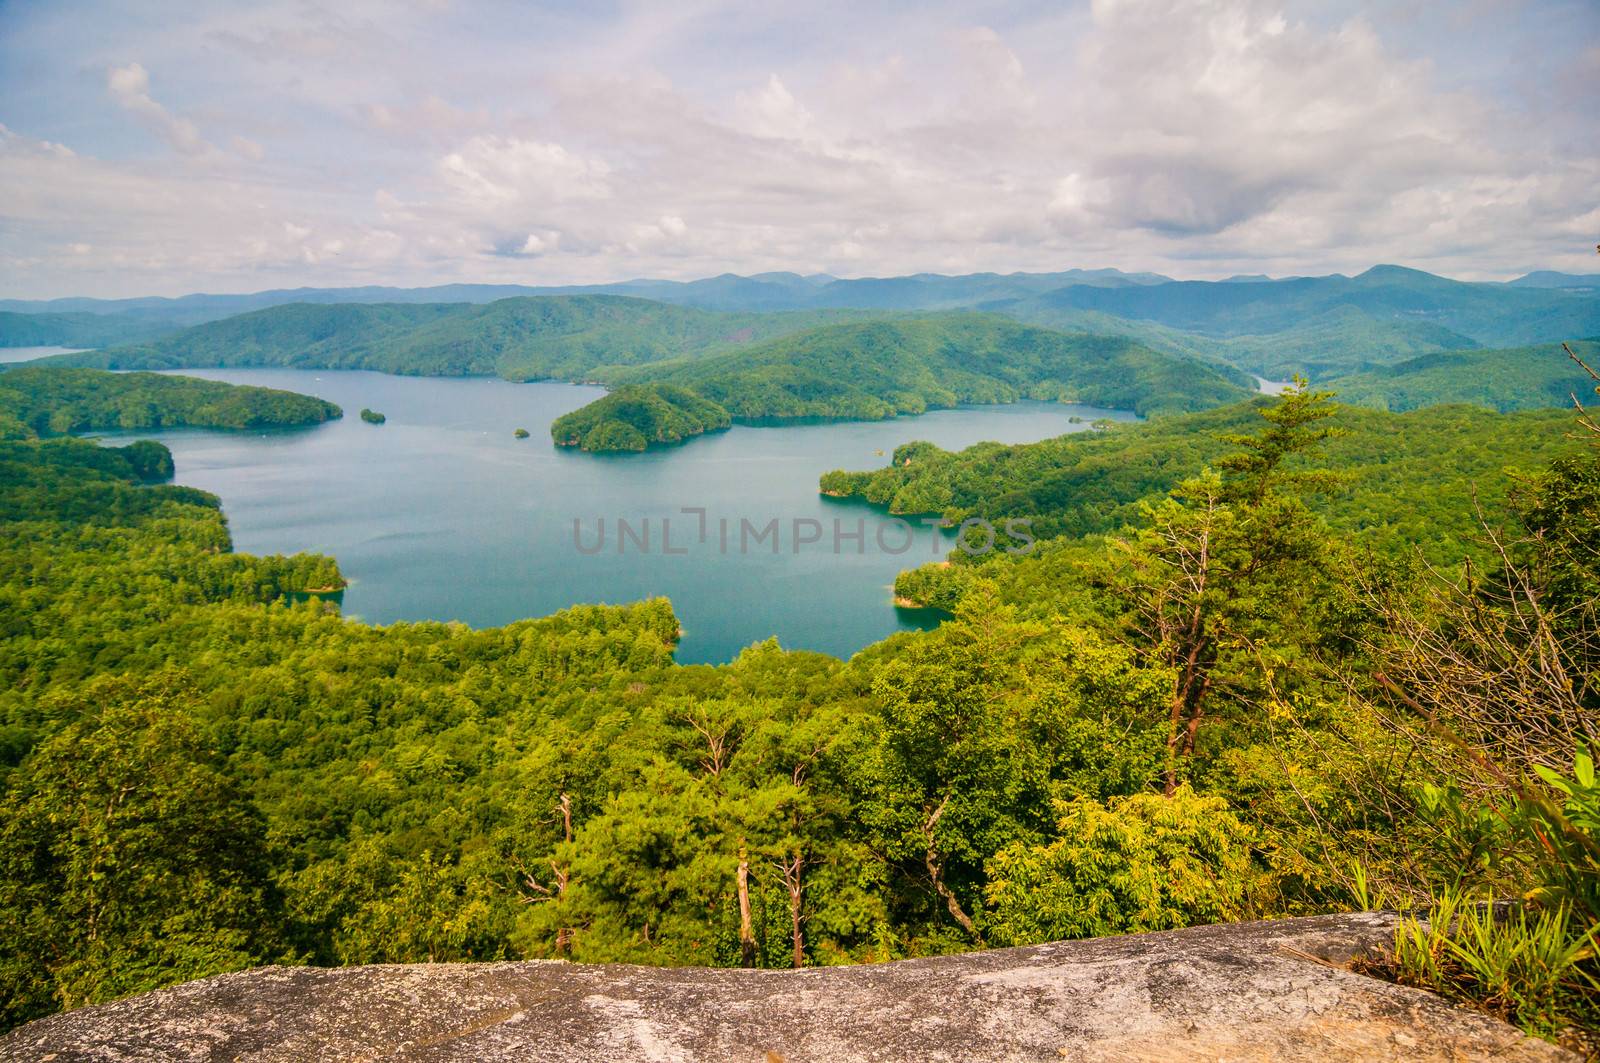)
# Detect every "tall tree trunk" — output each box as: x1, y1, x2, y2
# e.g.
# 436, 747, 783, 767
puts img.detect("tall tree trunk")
782, 851, 806, 968
737, 840, 756, 968
1164, 640, 1211, 796
922, 796, 984, 945
1163, 688, 1186, 797
554, 792, 574, 955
